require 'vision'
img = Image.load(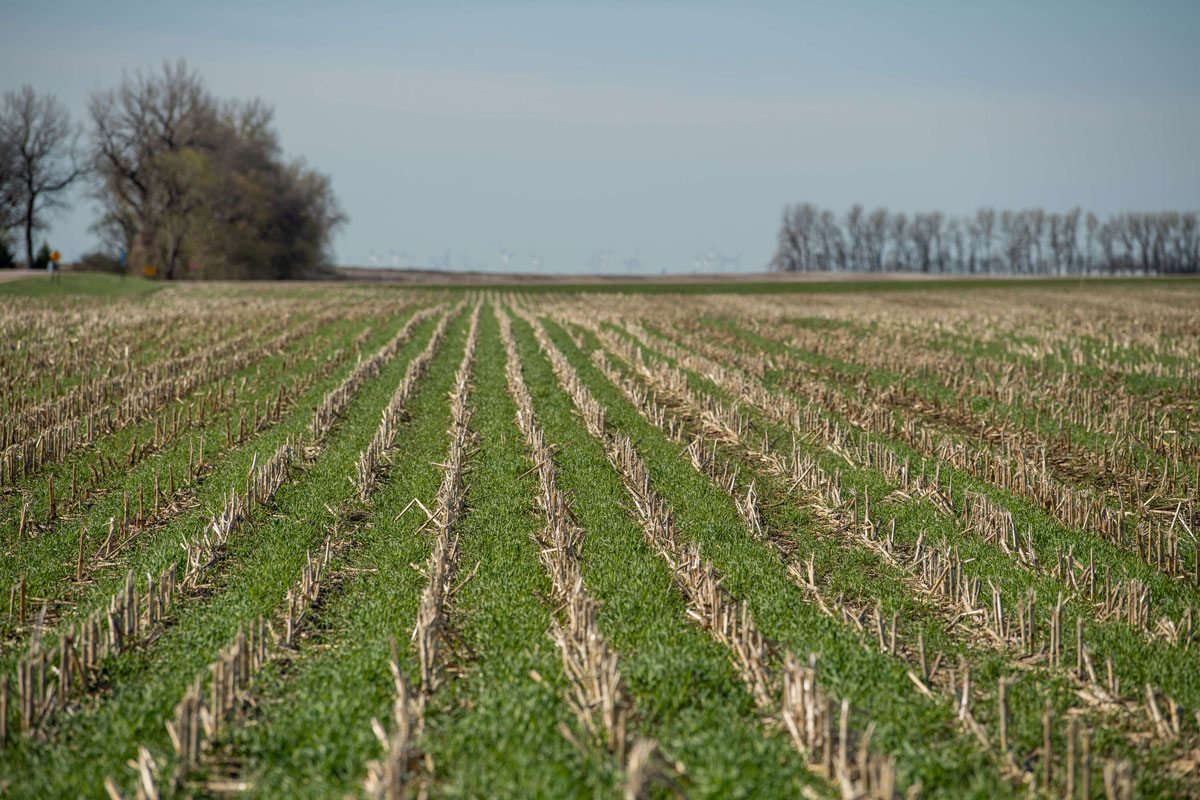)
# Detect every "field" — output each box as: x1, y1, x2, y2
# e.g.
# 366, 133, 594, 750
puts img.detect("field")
0, 274, 1198, 799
